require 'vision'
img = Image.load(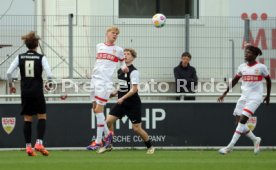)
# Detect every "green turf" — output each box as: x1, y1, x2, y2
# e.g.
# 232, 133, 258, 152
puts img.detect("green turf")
0, 150, 276, 170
